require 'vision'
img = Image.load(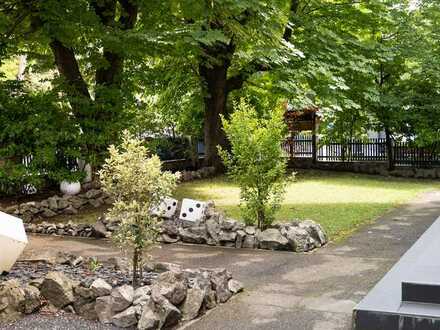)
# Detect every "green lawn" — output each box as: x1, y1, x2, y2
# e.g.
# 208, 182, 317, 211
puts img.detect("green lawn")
175, 170, 440, 241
